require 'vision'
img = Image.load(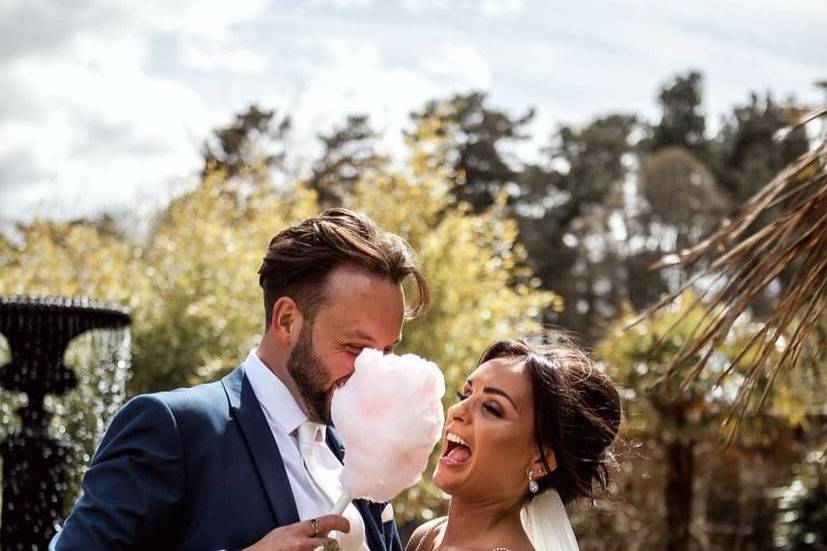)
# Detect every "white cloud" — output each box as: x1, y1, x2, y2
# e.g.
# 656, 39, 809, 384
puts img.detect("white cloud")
401, 0, 449, 11
402, 0, 522, 16
480, 0, 524, 18
1, 0, 822, 225
181, 37, 269, 74
0, 0, 270, 222
0, 33, 212, 220
132, 0, 269, 36
277, 39, 492, 167
309, 0, 374, 7
419, 44, 492, 91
